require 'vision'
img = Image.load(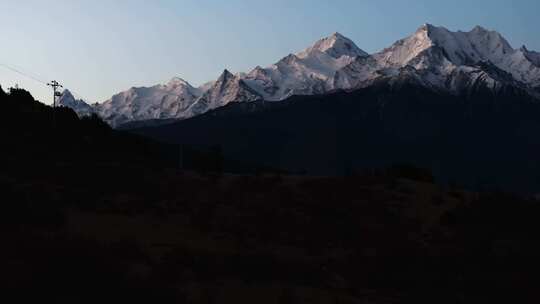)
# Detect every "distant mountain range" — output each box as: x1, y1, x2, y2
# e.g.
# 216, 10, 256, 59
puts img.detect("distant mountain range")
59, 24, 540, 127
